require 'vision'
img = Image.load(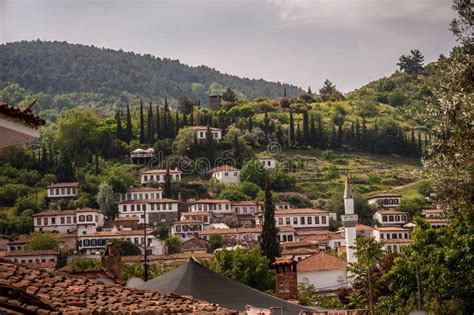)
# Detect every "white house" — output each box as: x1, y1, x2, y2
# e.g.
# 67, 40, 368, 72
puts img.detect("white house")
421, 209, 446, 218
231, 201, 261, 215
187, 199, 232, 214
373, 210, 408, 226
171, 220, 204, 240
303, 231, 346, 250
274, 201, 291, 210
368, 192, 402, 209
140, 169, 182, 185
78, 228, 156, 255
209, 165, 240, 185
180, 211, 211, 225
257, 156, 277, 169
4, 249, 58, 270
119, 186, 163, 202
191, 126, 223, 141
297, 251, 348, 292
33, 208, 104, 235
373, 226, 411, 253
198, 226, 296, 243
257, 208, 330, 230
117, 198, 179, 225
47, 182, 79, 199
